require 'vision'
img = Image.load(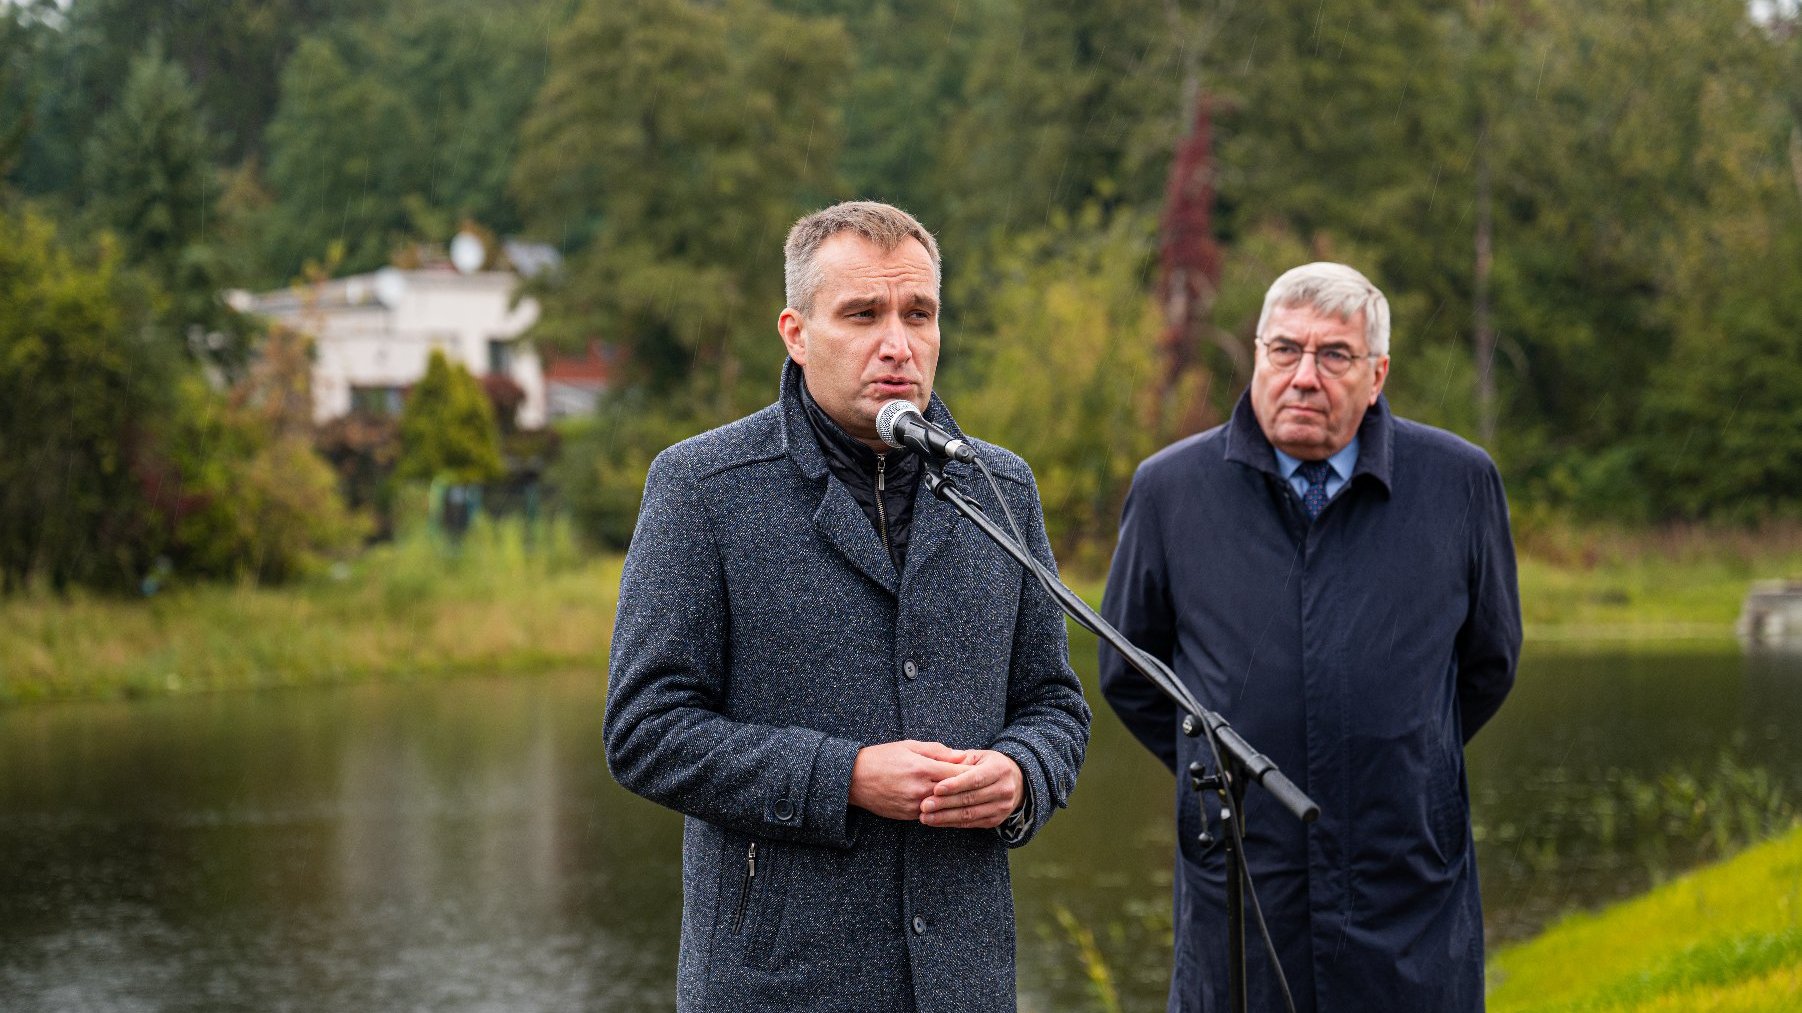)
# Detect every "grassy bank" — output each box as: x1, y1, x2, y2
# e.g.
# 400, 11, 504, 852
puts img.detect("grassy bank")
5, 519, 1801, 706
1513, 521, 1802, 649
0, 519, 621, 705
1065, 521, 1802, 649
1487, 823, 1802, 1012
